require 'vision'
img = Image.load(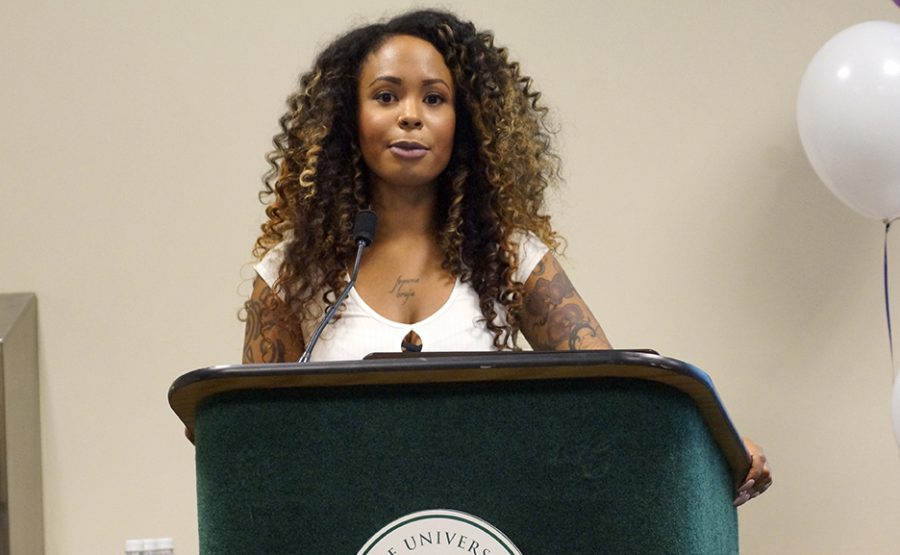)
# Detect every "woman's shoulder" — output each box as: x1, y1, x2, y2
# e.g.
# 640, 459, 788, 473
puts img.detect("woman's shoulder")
254, 238, 291, 290
510, 230, 550, 283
